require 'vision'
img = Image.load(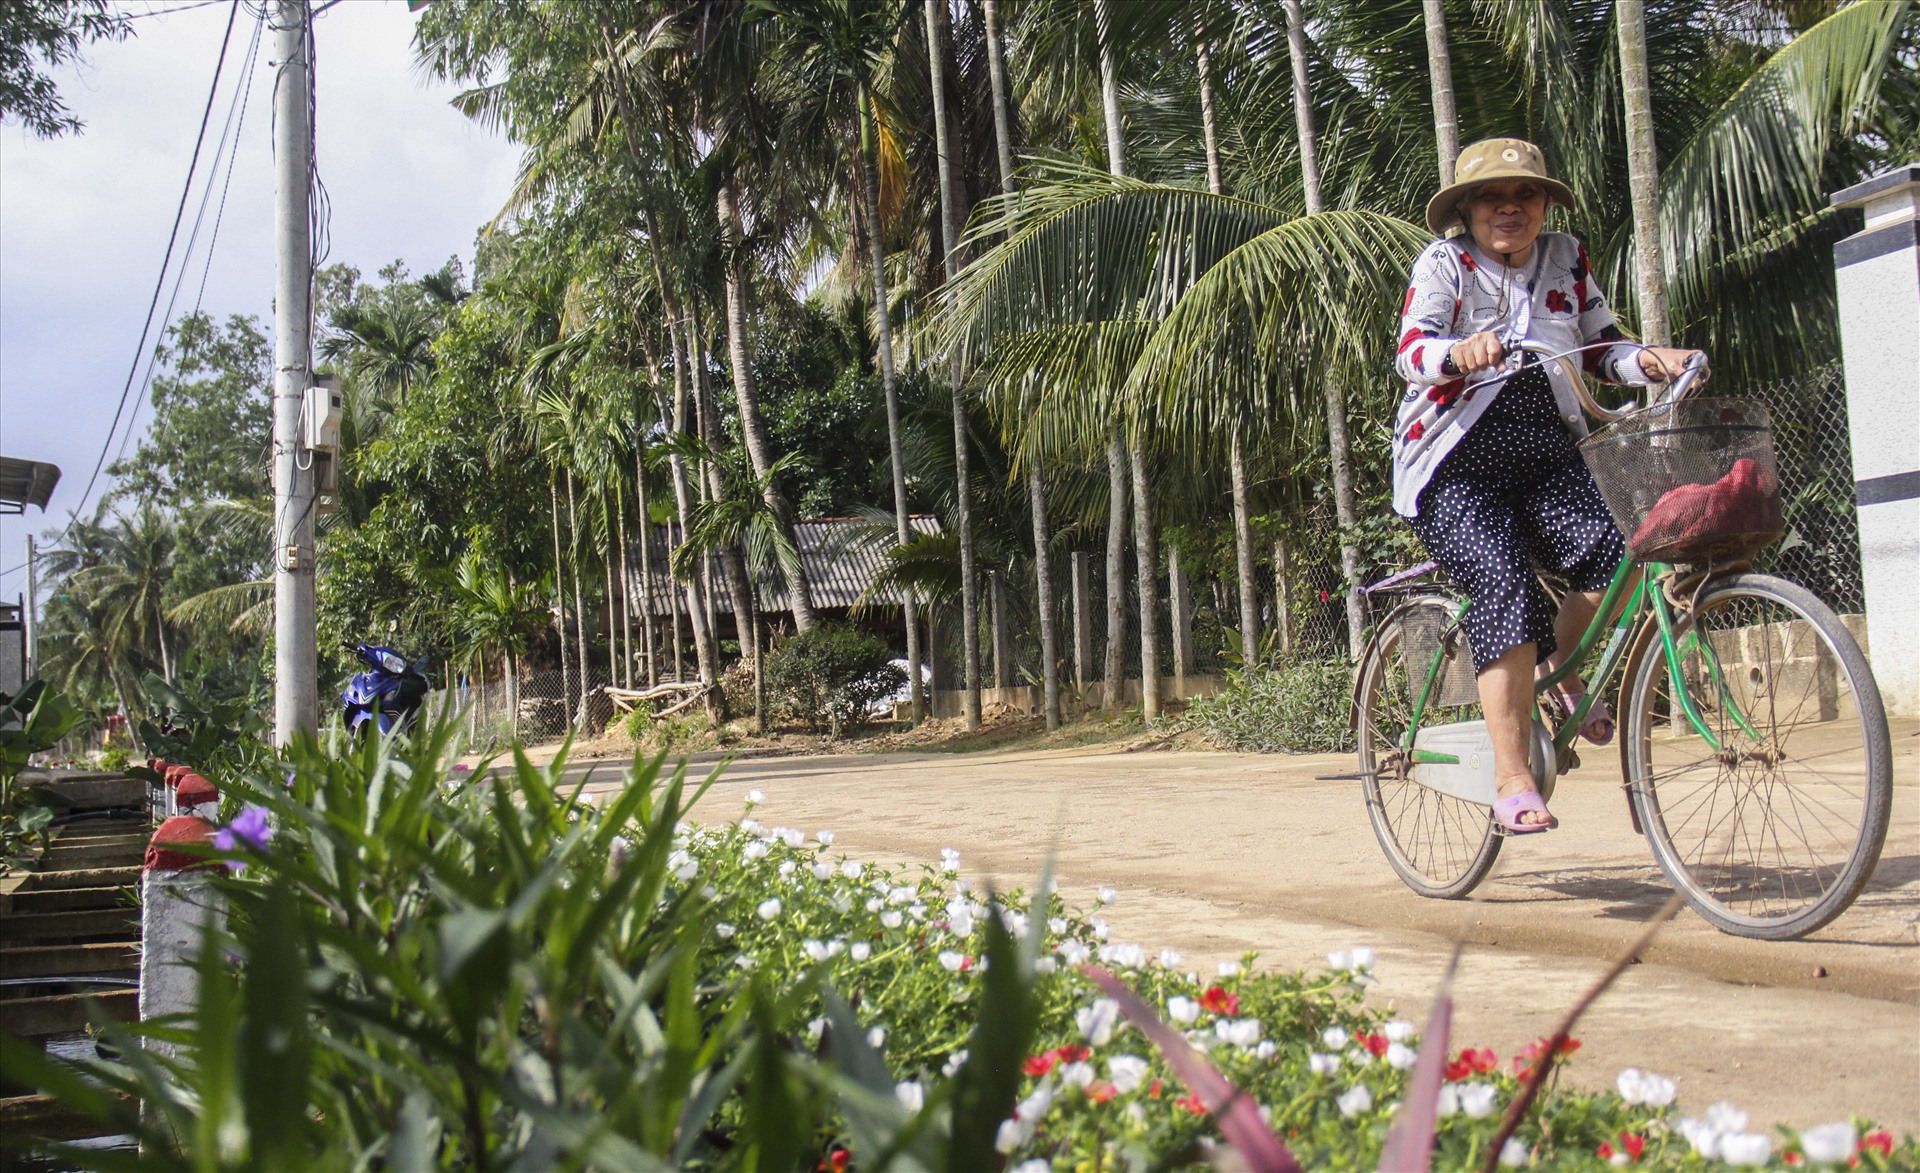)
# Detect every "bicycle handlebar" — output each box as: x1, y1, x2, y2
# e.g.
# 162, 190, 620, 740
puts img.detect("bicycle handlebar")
1466, 340, 1710, 425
